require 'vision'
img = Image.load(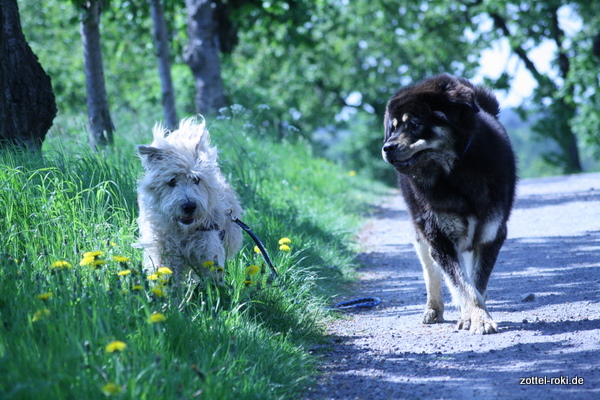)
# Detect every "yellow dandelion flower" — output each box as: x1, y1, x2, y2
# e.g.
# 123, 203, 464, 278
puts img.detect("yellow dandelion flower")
102, 382, 121, 396
278, 237, 291, 245
131, 285, 143, 291
90, 259, 108, 269
216, 266, 224, 273
202, 260, 214, 268
50, 260, 72, 270
110, 242, 118, 247
105, 340, 127, 353
348, 170, 357, 176
253, 246, 261, 254
83, 250, 104, 258
157, 267, 173, 275
148, 312, 167, 323
36, 292, 53, 301
32, 308, 50, 322
245, 265, 260, 276
79, 256, 95, 266
113, 255, 131, 263
152, 286, 167, 298
117, 270, 131, 276
279, 244, 291, 252
147, 273, 159, 281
